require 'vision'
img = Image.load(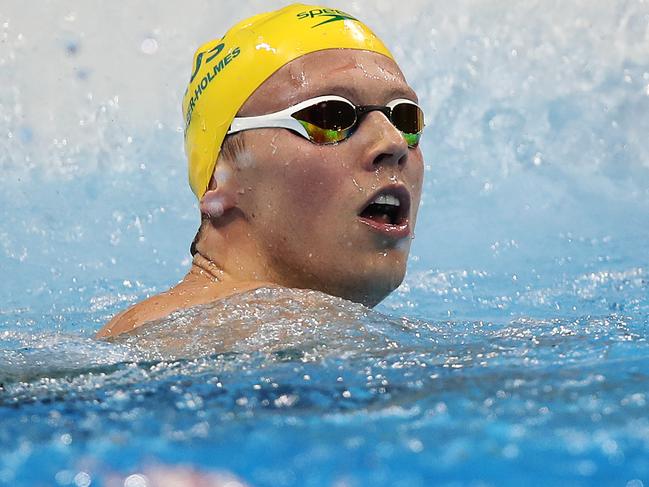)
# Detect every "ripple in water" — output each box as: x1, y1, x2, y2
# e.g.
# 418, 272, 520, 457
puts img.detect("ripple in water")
1, 288, 649, 485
